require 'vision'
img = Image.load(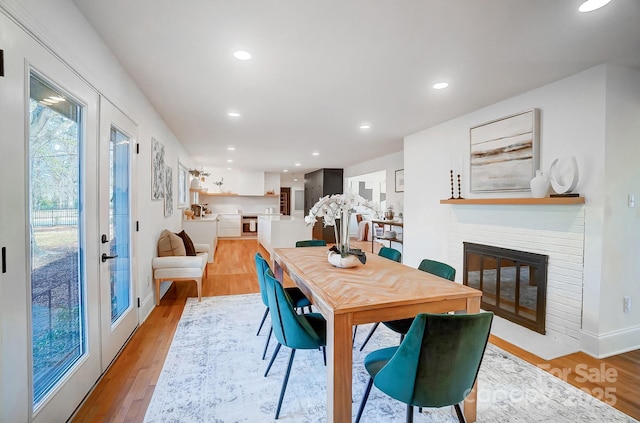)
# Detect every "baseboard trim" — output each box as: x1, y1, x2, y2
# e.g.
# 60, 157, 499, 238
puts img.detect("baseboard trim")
580, 325, 640, 358
138, 291, 155, 323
